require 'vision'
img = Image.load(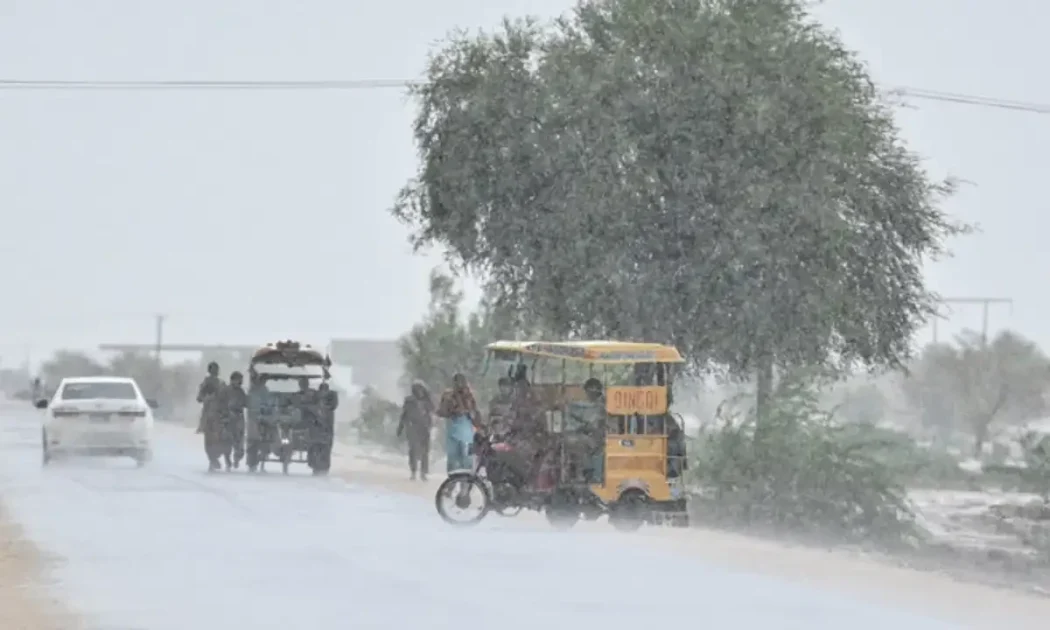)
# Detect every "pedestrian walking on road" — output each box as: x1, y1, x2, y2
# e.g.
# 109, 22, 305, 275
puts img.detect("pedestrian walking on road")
217, 370, 248, 470
196, 362, 226, 471
397, 380, 434, 480
437, 373, 480, 474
